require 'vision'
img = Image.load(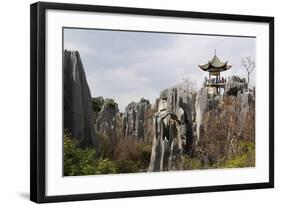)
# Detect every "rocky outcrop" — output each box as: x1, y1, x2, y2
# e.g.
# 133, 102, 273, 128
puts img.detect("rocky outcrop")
195, 88, 255, 163
148, 76, 255, 171
148, 85, 196, 171
92, 96, 105, 124
194, 87, 208, 144
95, 98, 119, 138
123, 98, 151, 141
225, 76, 248, 96
192, 77, 255, 165
63, 50, 98, 149
235, 89, 255, 140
